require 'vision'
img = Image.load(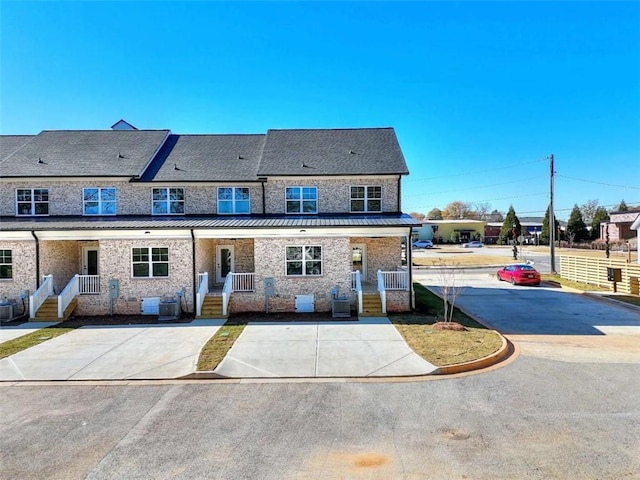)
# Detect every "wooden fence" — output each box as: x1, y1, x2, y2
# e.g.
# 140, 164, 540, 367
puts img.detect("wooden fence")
559, 256, 640, 295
